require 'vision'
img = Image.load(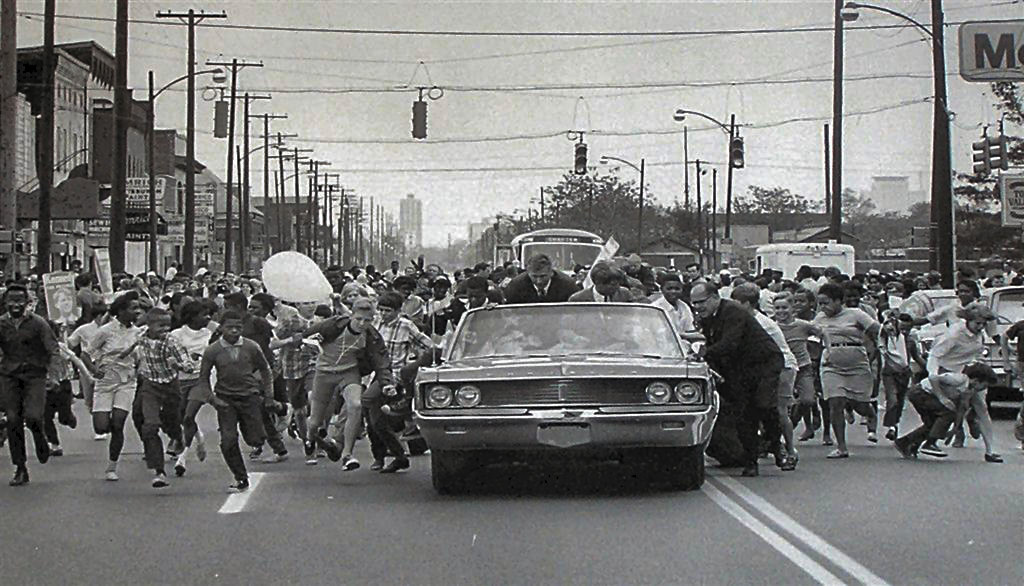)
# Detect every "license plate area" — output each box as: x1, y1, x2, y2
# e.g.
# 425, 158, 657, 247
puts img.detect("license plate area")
537, 422, 591, 448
